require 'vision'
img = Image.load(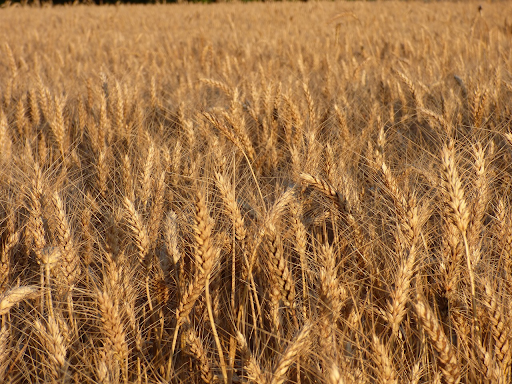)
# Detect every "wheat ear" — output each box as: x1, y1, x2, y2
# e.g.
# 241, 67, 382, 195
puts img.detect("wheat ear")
215, 172, 247, 242
195, 192, 228, 384
0, 286, 39, 315
483, 283, 512, 378
271, 322, 312, 384
236, 330, 269, 384
374, 138, 422, 336
148, 170, 166, 245
371, 333, 397, 384
318, 244, 345, 360
299, 172, 344, 209
123, 197, 150, 267
182, 326, 214, 384
0, 230, 19, 291
33, 316, 69, 380
140, 135, 155, 206
440, 140, 476, 335
0, 110, 12, 162
415, 296, 460, 384
265, 227, 296, 309
168, 192, 220, 381
0, 325, 9, 379
27, 162, 47, 259
97, 290, 129, 366
50, 191, 80, 288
